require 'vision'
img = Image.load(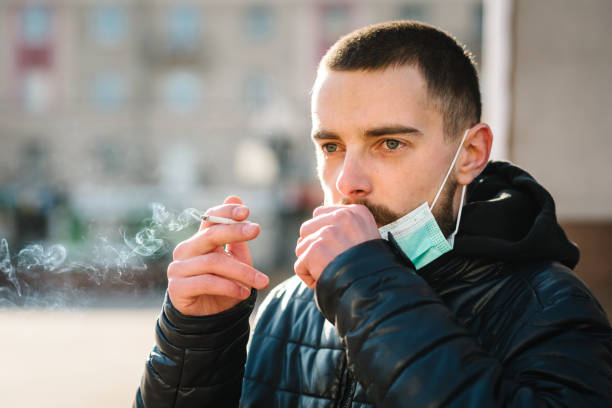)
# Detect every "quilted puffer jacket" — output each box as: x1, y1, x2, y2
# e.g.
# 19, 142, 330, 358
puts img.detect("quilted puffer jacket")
134, 161, 612, 407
